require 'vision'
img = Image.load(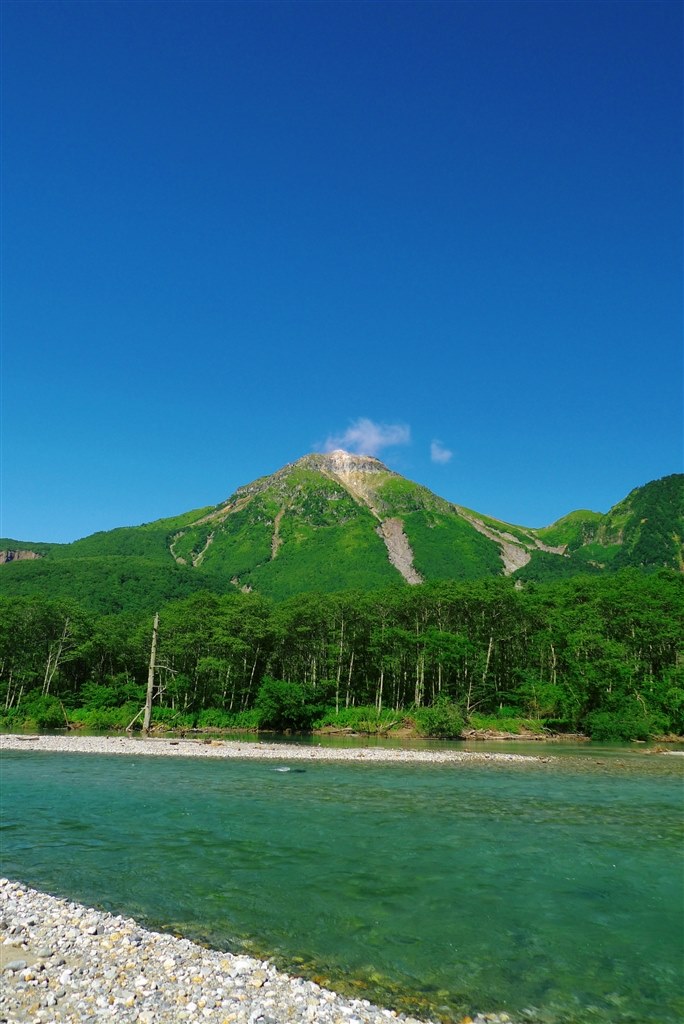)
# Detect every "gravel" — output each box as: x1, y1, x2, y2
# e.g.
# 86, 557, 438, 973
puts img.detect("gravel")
1, 880, 516, 1024
0, 733, 549, 766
